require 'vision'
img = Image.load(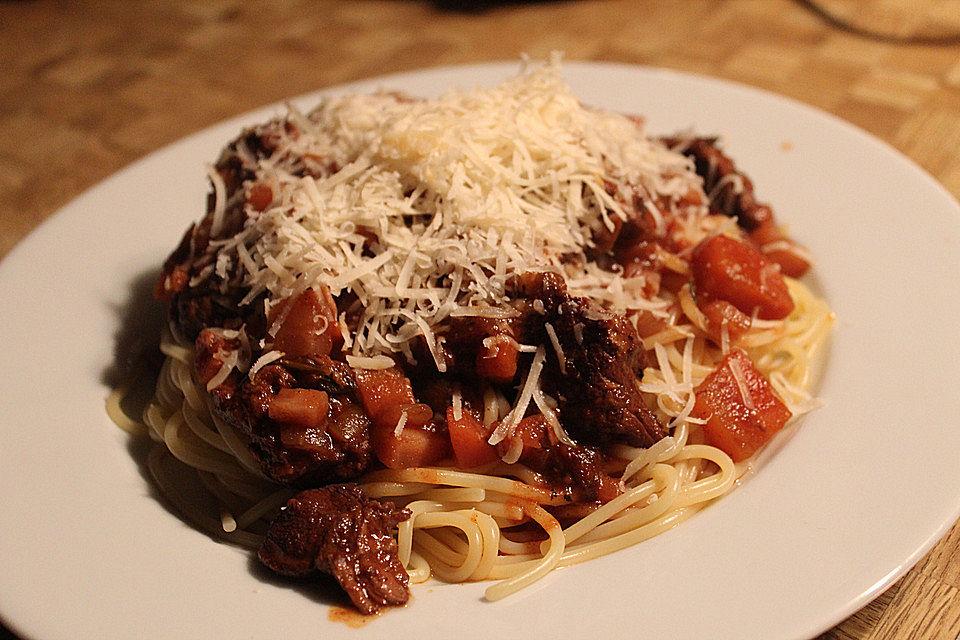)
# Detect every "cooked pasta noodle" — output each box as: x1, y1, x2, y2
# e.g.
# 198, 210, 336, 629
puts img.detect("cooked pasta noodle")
111, 60, 835, 611
114, 273, 831, 602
